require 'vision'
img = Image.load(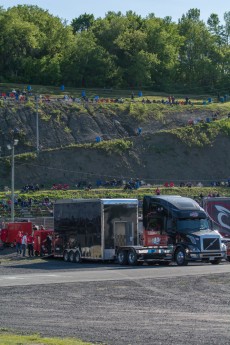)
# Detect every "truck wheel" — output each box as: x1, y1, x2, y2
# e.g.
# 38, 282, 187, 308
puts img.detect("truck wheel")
74, 251, 82, 263
63, 250, 69, 262
69, 251, 75, 263
127, 250, 138, 266
227, 256, 230, 262
210, 259, 221, 265
117, 250, 128, 265
175, 248, 188, 266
